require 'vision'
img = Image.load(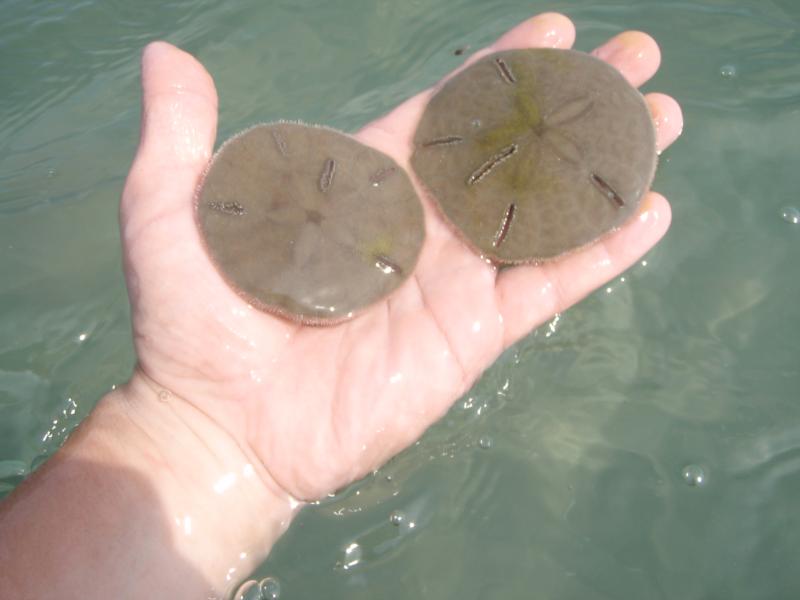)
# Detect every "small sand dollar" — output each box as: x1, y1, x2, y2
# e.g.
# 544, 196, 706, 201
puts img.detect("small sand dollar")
196, 123, 425, 324
411, 48, 658, 263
